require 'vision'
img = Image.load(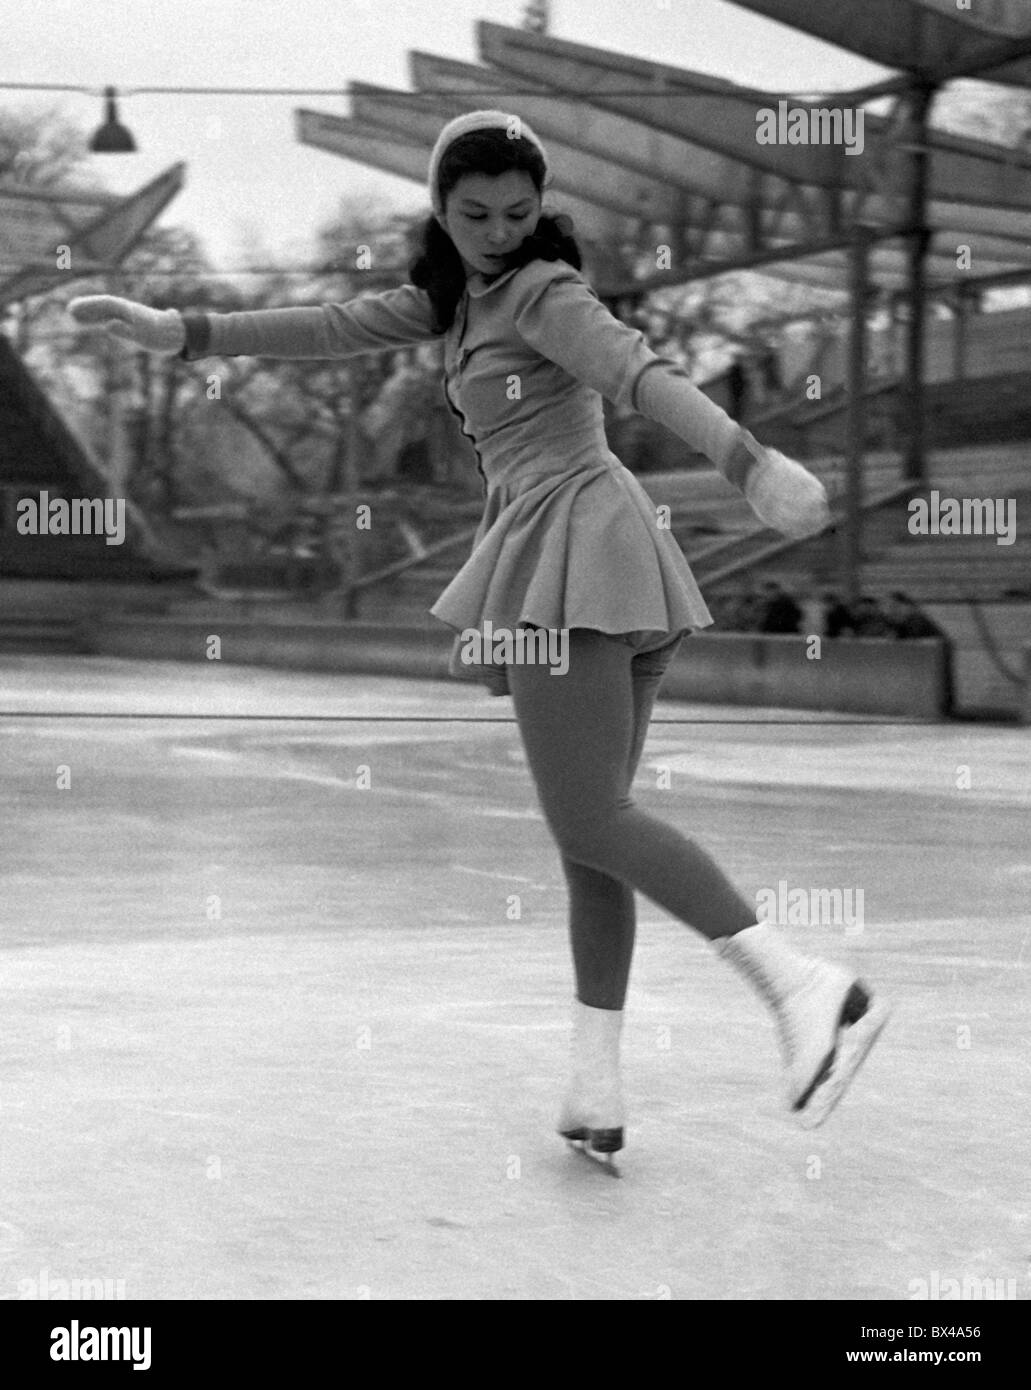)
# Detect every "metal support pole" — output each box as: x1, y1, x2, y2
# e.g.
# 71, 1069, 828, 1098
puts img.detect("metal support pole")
339, 362, 362, 618
842, 232, 870, 606
902, 82, 936, 485
953, 285, 969, 381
